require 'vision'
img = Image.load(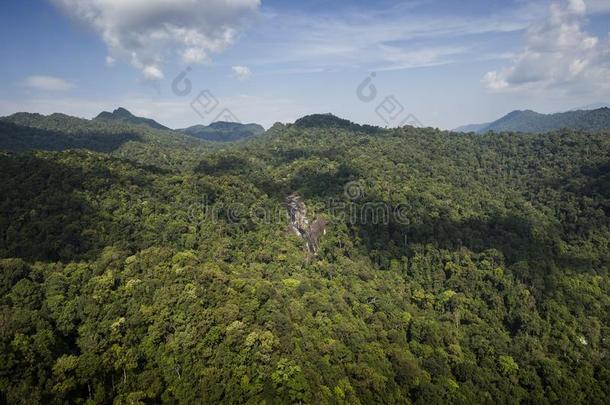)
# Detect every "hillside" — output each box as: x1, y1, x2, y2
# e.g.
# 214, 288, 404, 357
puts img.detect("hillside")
95, 107, 169, 130
1, 114, 609, 403
0, 112, 143, 153
455, 107, 610, 133
180, 121, 265, 142
0, 111, 210, 171
293, 113, 382, 133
